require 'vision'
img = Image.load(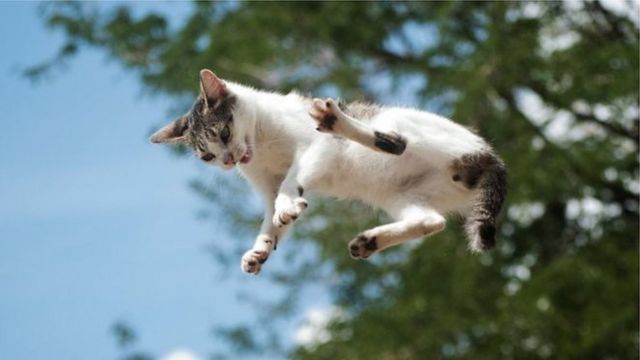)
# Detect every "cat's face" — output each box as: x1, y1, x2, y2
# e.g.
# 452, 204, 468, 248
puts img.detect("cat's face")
150, 69, 254, 170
